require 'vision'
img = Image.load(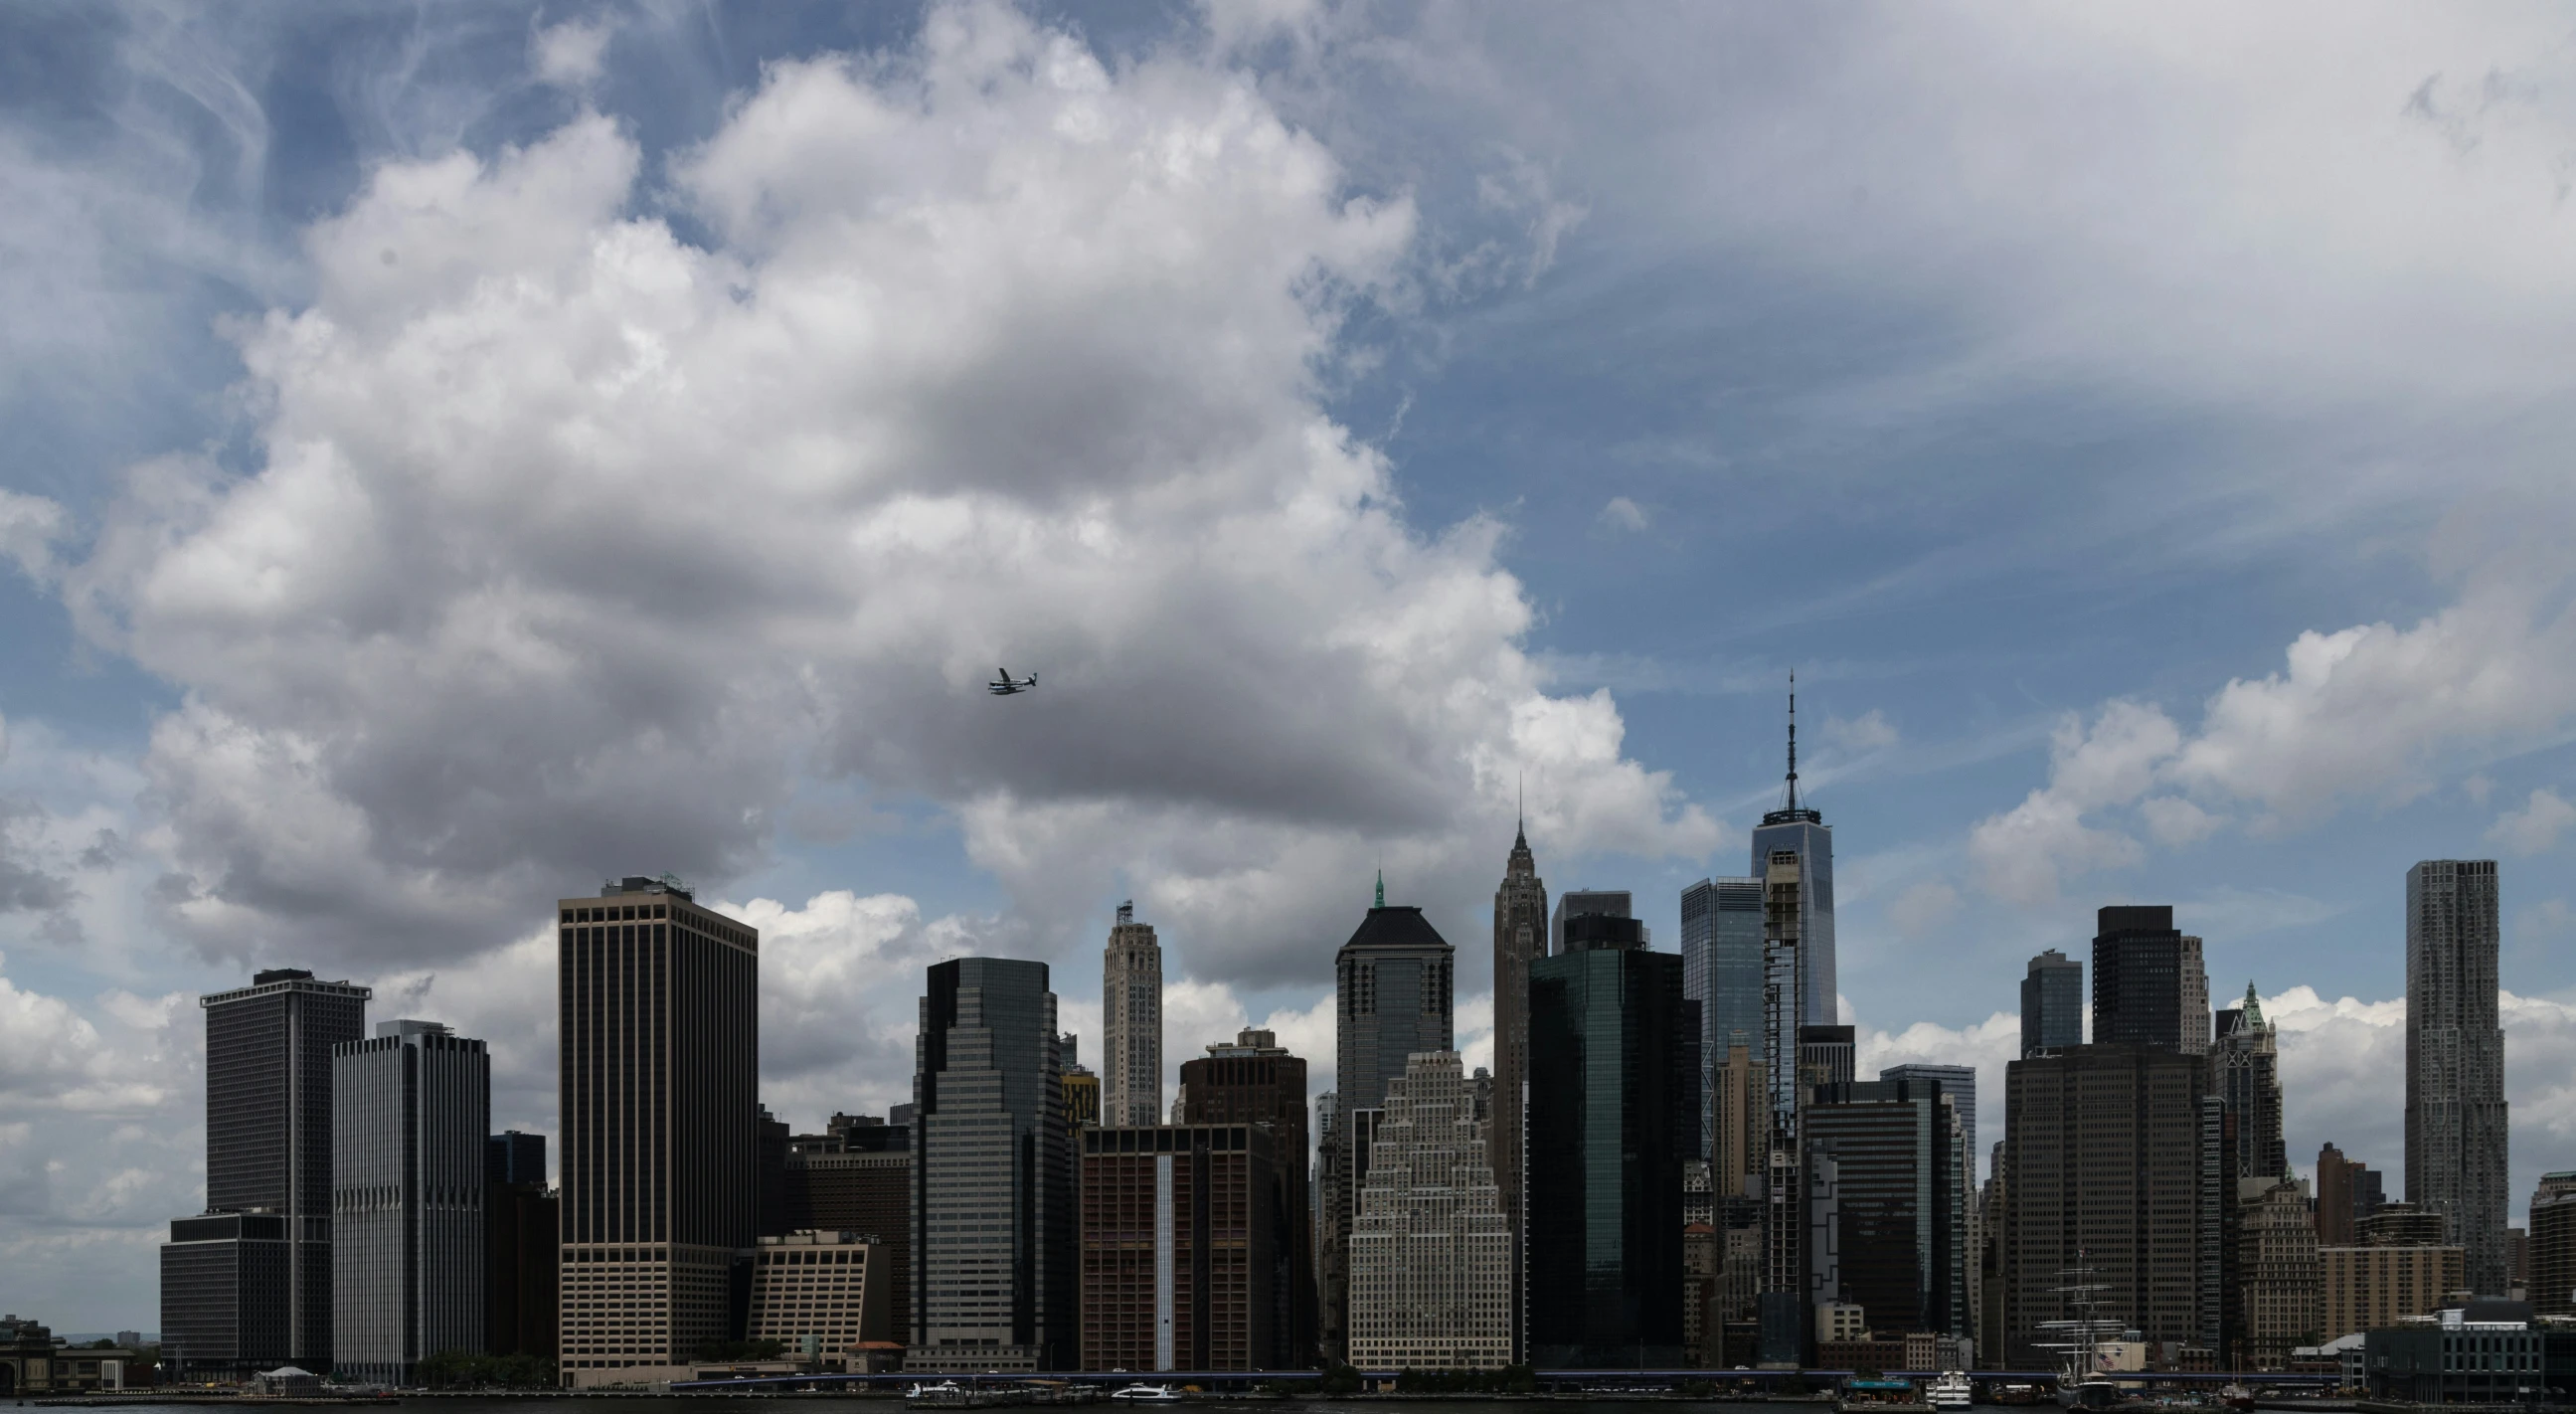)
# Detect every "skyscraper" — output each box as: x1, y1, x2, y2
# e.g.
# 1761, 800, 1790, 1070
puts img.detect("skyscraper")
1079, 1124, 1279, 1371
1757, 848, 1811, 1365
1682, 875, 1766, 1158
2020, 950, 2083, 1055
2528, 1171, 2576, 1318
911, 957, 1074, 1372
2091, 907, 2210, 1053
2210, 984, 2288, 1179
2405, 859, 2509, 1296
557, 875, 760, 1381
1999, 1044, 2213, 1363
1804, 1077, 1972, 1342
1490, 818, 1547, 1355
162, 969, 372, 1375
1180, 1028, 1313, 1366
1749, 680, 1836, 1025
1879, 1063, 1977, 1163
785, 1123, 913, 1345
1321, 878, 1455, 1360
1549, 889, 1631, 955
1527, 912, 1698, 1367
1103, 903, 1164, 1129
486, 1135, 558, 1363
1062, 1034, 1102, 1136
331, 1019, 491, 1385
1346, 1052, 1511, 1371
